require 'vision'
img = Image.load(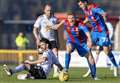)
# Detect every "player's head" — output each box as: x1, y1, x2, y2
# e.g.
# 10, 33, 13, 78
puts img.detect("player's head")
77, 0, 89, 9
18, 32, 24, 37
38, 38, 51, 51
77, 0, 89, 3
66, 11, 75, 23
43, 4, 52, 17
